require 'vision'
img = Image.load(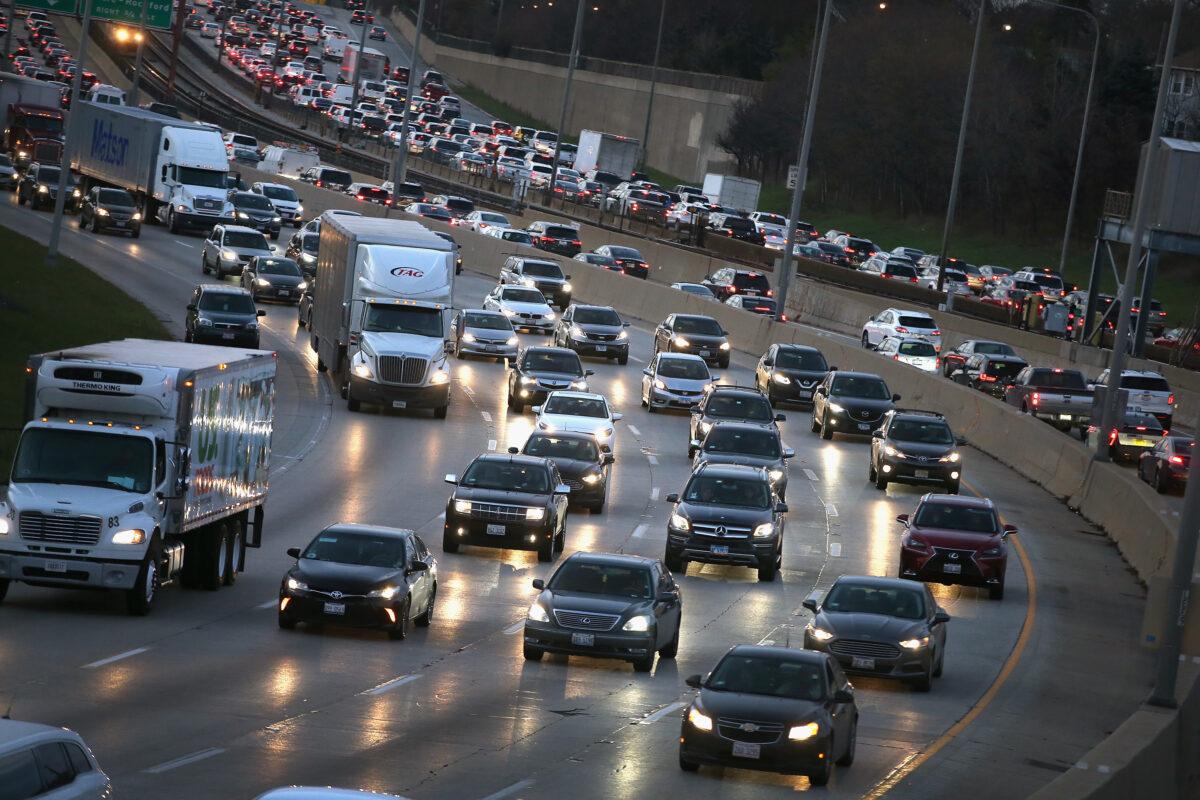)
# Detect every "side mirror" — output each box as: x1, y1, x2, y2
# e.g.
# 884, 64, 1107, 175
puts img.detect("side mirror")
585, 369, 595, 376
531, 405, 542, 414
934, 609, 951, 624
532, 578, 545, 591
689, 439, 701, 448
444, 340, 455, 354
555, 483, 571, 494
1002, 524, 1018, 536
829, 365, 838, 371
623, 322, 631, 327
782, 448, 795, 459
891, 393, 901, 402
508, 446, 520, 454
287, 547, 301, 559
896, 513, 910, 526
612, 412, 623, 421
257, 309, 266, 317
689, 405, 702, 414
566, 274, 572, 280
407, 561, 429, 573
833, 688, 854, 704
775, 501, 788, 513
643, 368, 652, 376
186, 303, 197, 311
444, 473, 457, 485
774, 413, 786, 422
602, 452, 615, 465
816, 386, 827, 396
956, 436, 968, 446
802, 595, 819, 613
665, 492, 679, 503
685, 674, 703, 689
872, 429, 884, 439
